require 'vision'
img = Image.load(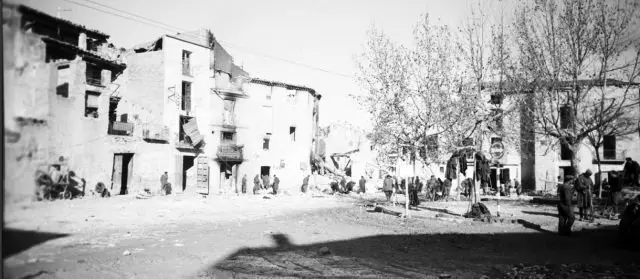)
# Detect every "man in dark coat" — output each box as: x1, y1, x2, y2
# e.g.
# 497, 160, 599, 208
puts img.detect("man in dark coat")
272, 175, 280, 195
383, 175, 394, 201
358, 176, 366, 194
575, 169, 594, 221
557, 175, 576, 236
253, 174, 261, 194
160, 171, 171, 195
301, 175, 310, 193
241, 174, 247, 194
443, 178, 452, 200
624, 157, 640, 186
